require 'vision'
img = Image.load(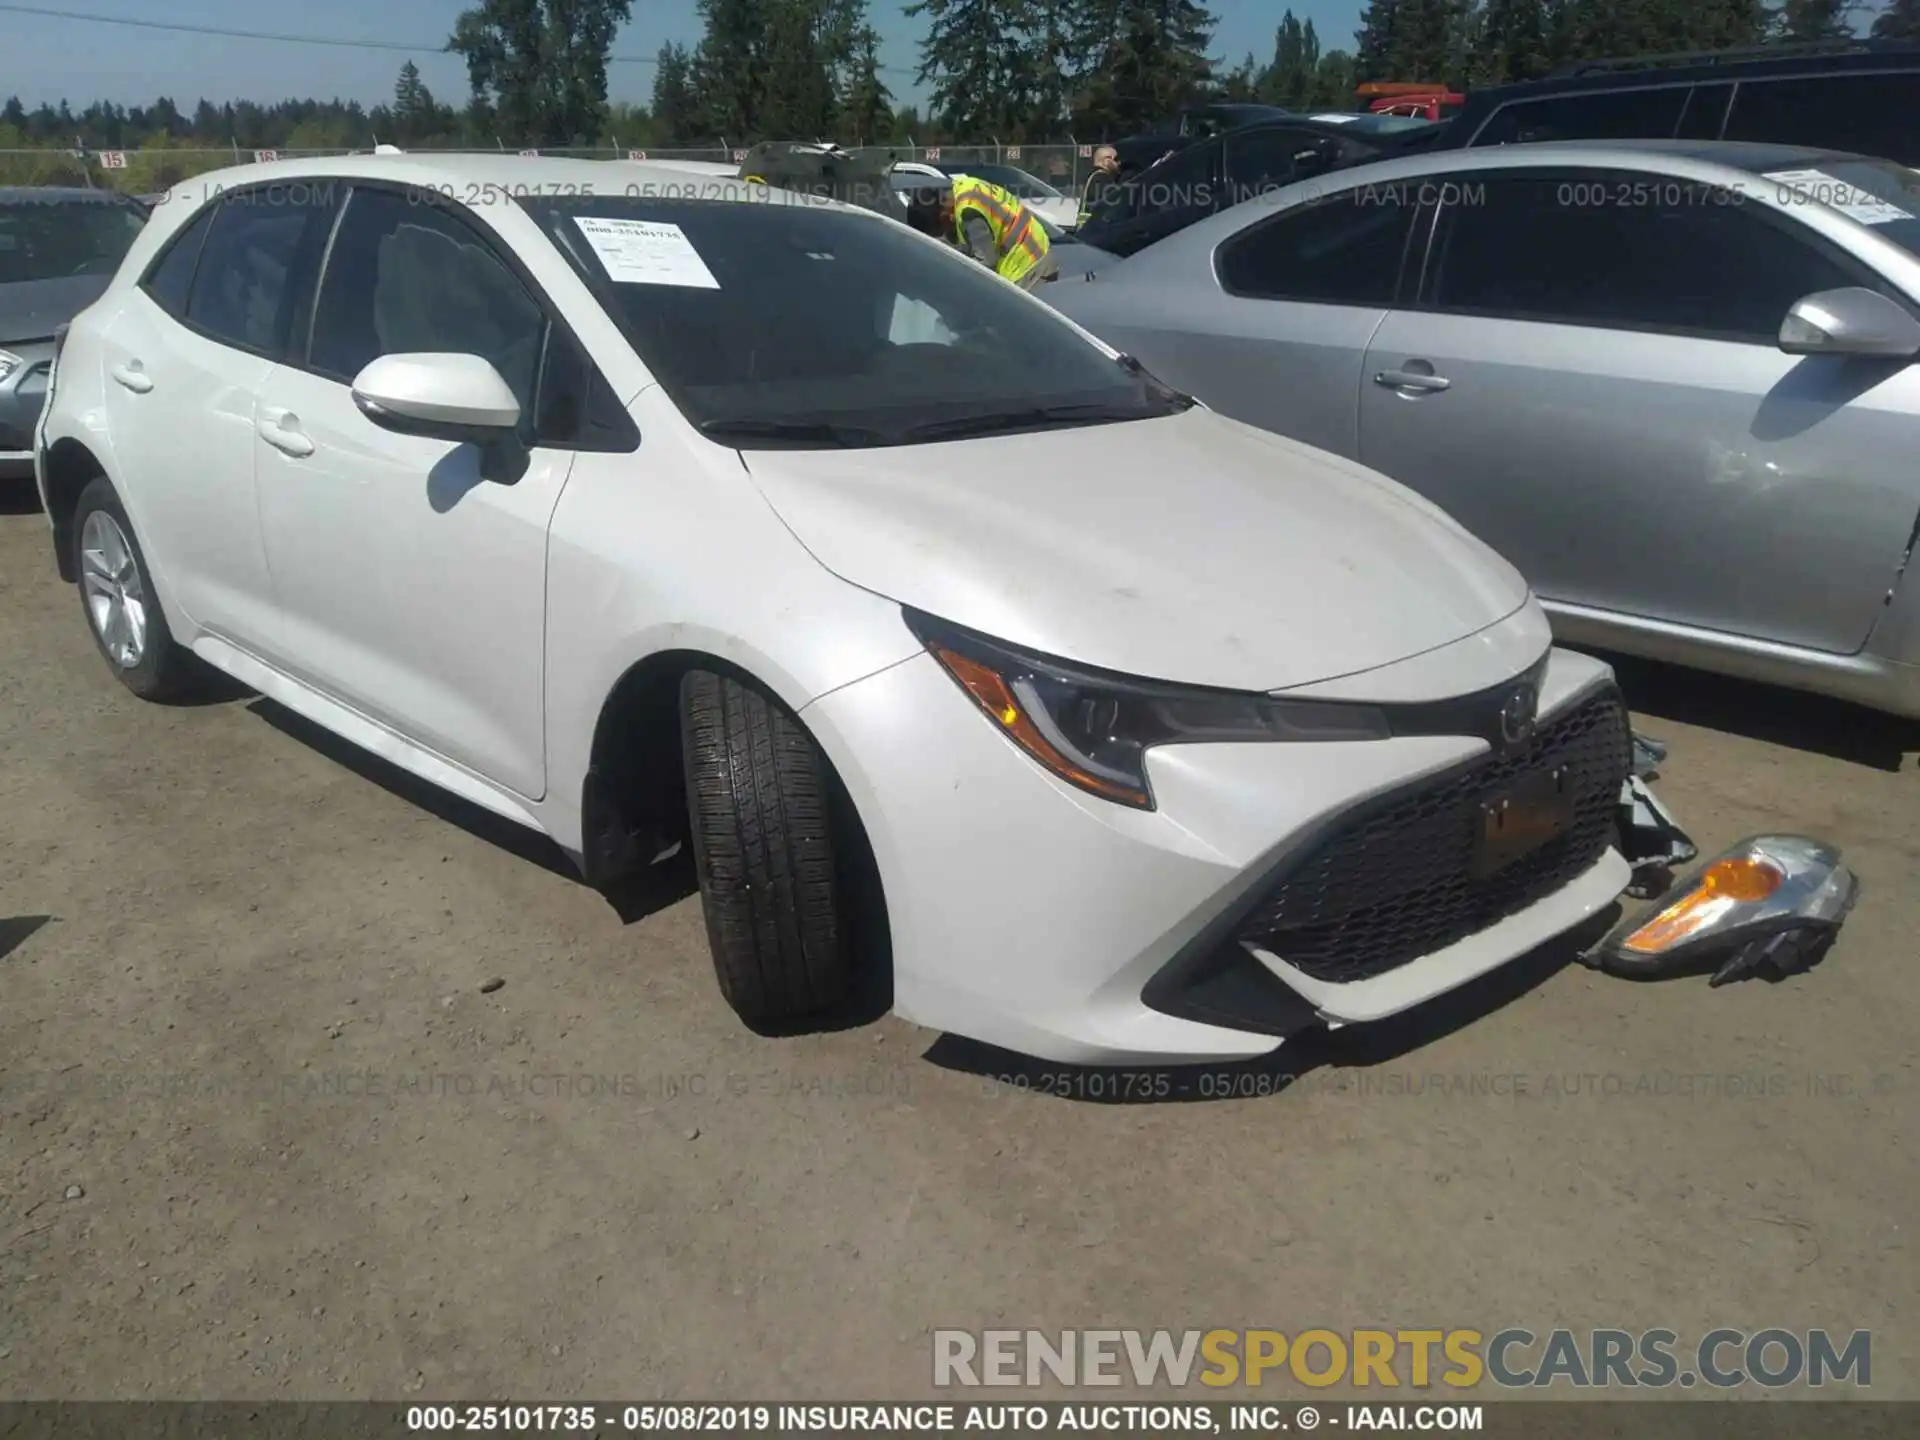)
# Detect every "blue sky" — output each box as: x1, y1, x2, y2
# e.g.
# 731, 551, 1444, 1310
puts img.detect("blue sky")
3, 0, 1367, 115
